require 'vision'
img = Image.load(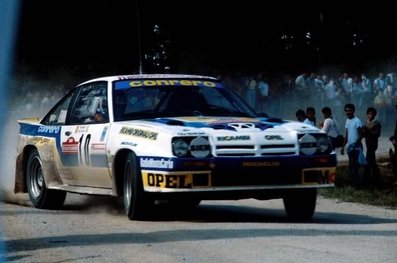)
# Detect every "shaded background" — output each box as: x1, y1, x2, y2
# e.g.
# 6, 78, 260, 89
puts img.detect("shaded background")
14, 0, 397, 79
